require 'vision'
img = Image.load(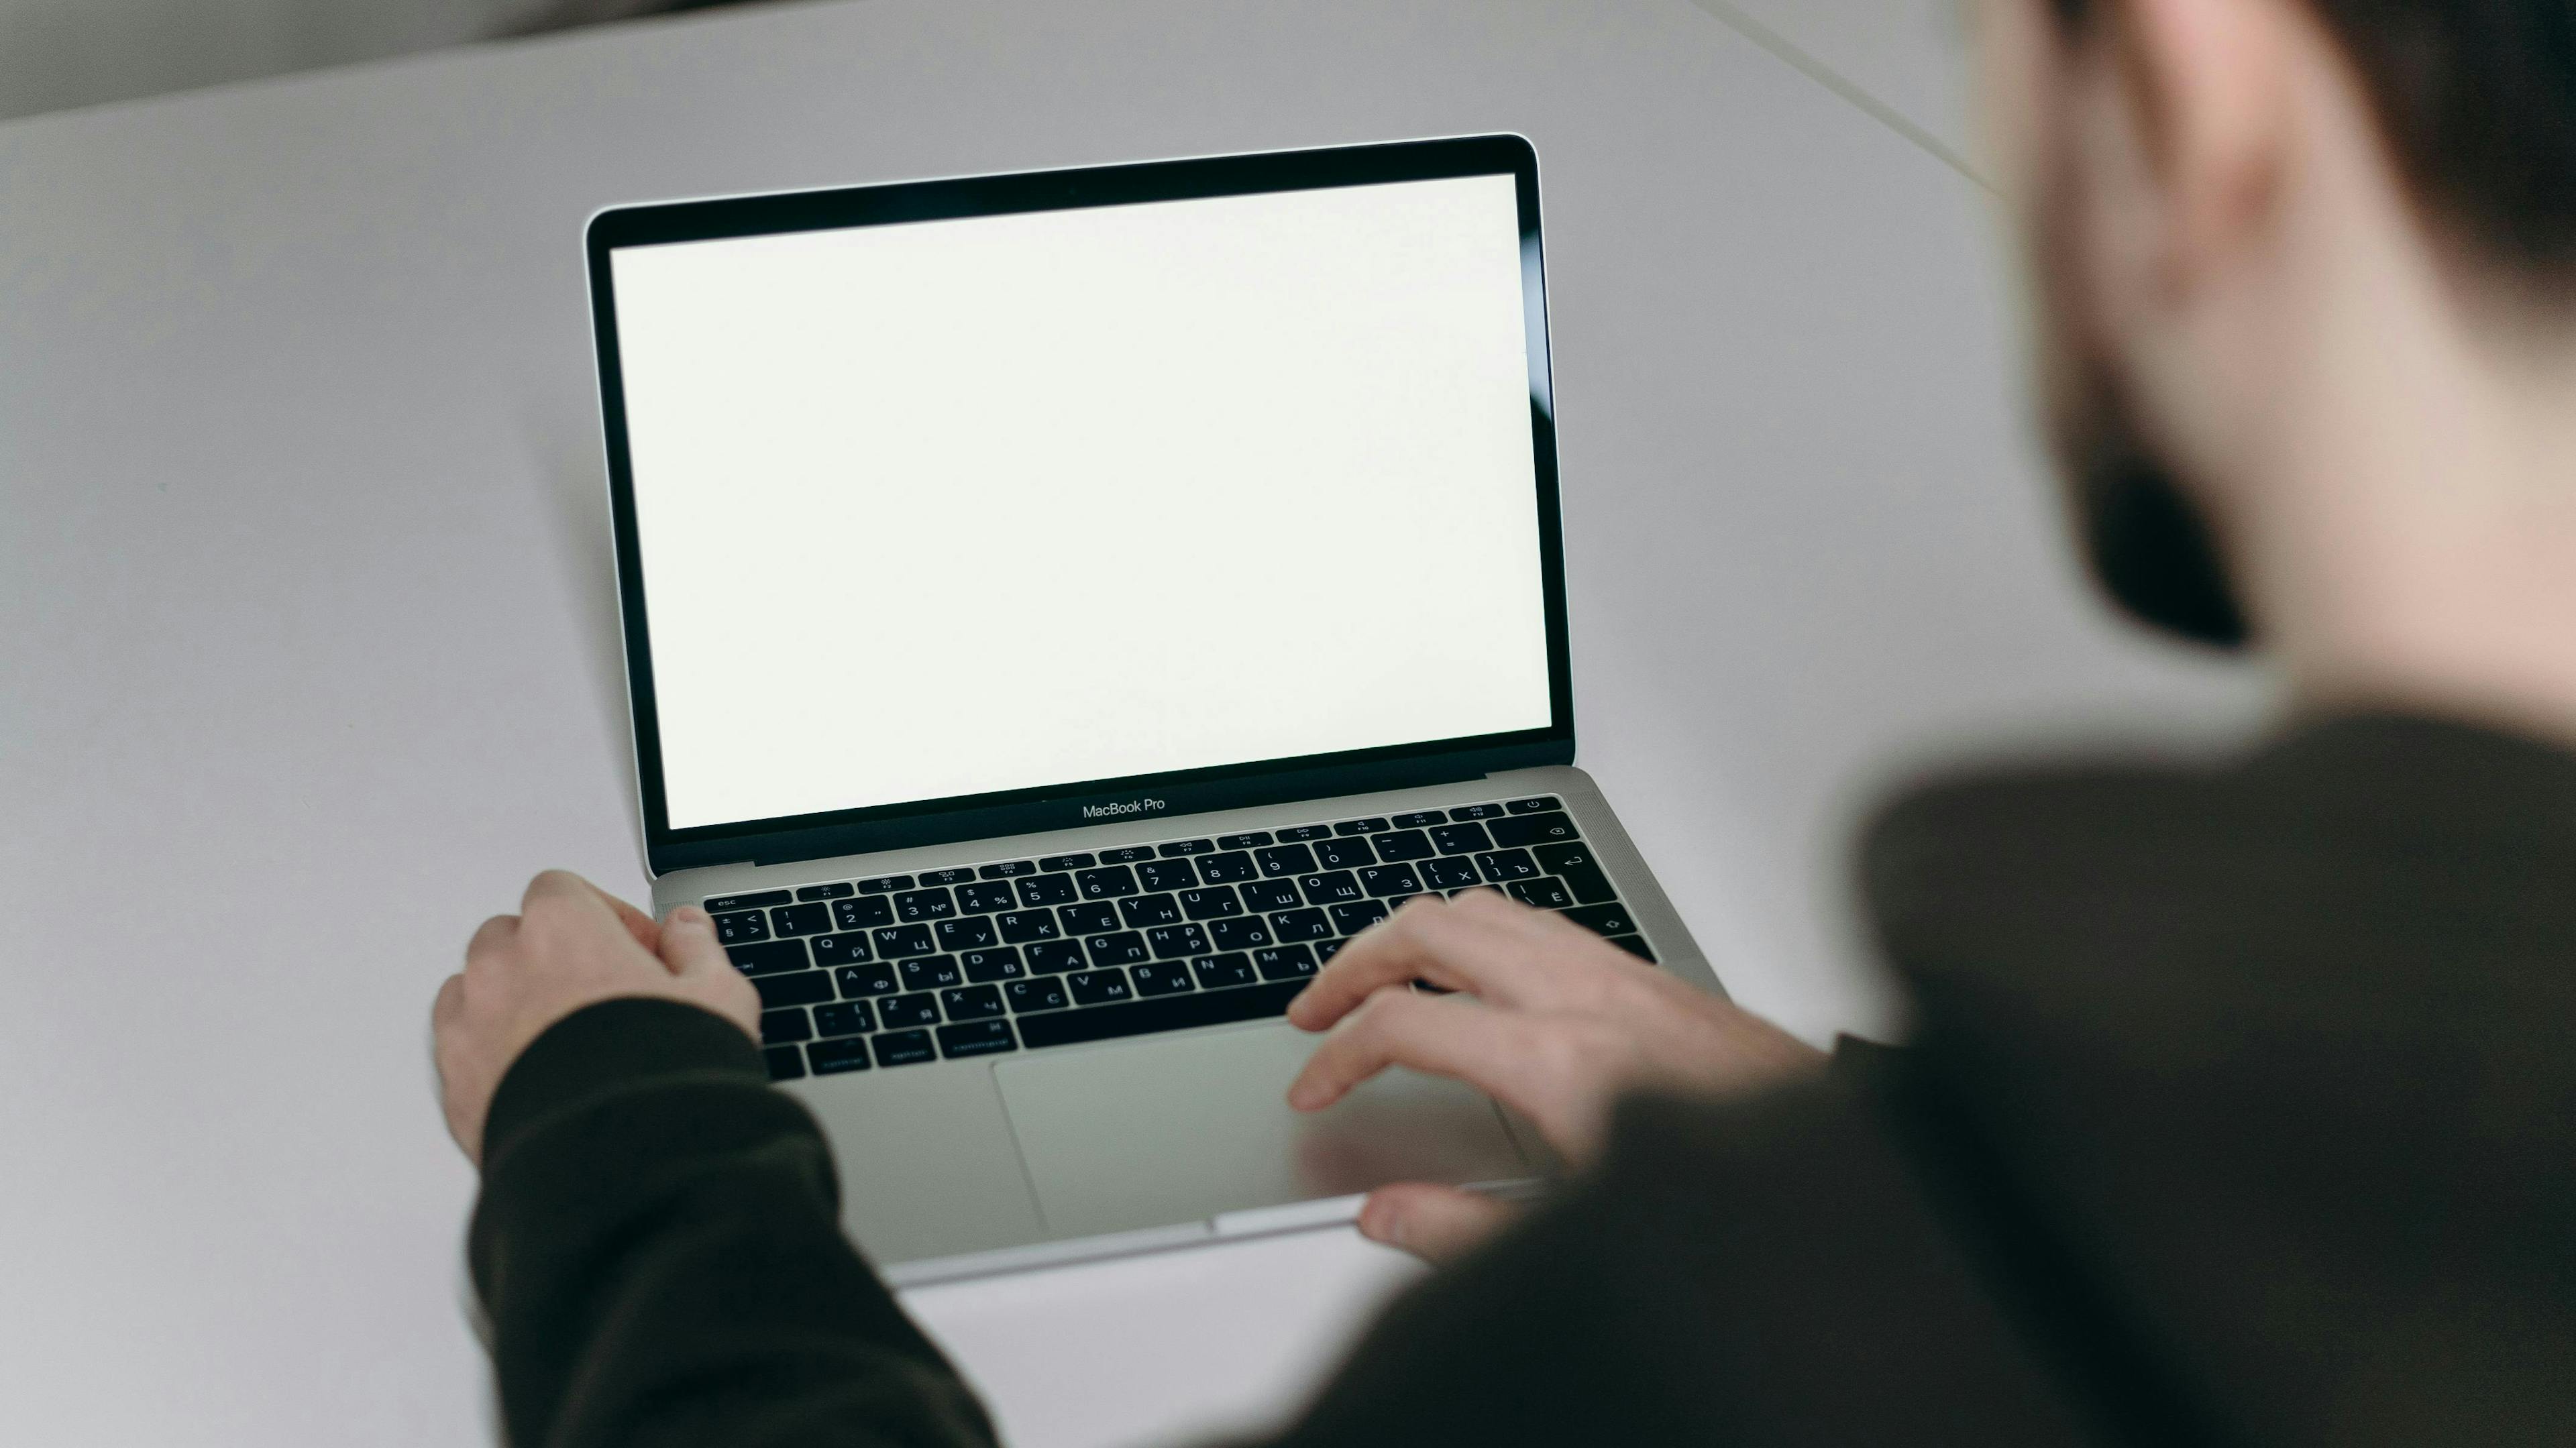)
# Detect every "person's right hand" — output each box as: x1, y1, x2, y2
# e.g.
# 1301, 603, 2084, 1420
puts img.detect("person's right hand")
1285, 889, 1823, 1261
